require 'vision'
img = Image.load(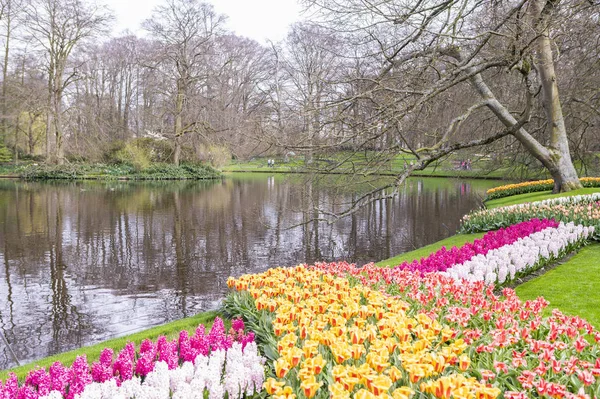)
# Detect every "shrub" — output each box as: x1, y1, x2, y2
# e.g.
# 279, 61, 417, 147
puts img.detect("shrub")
114, 143, 151, 171
0, 142, 12, 163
